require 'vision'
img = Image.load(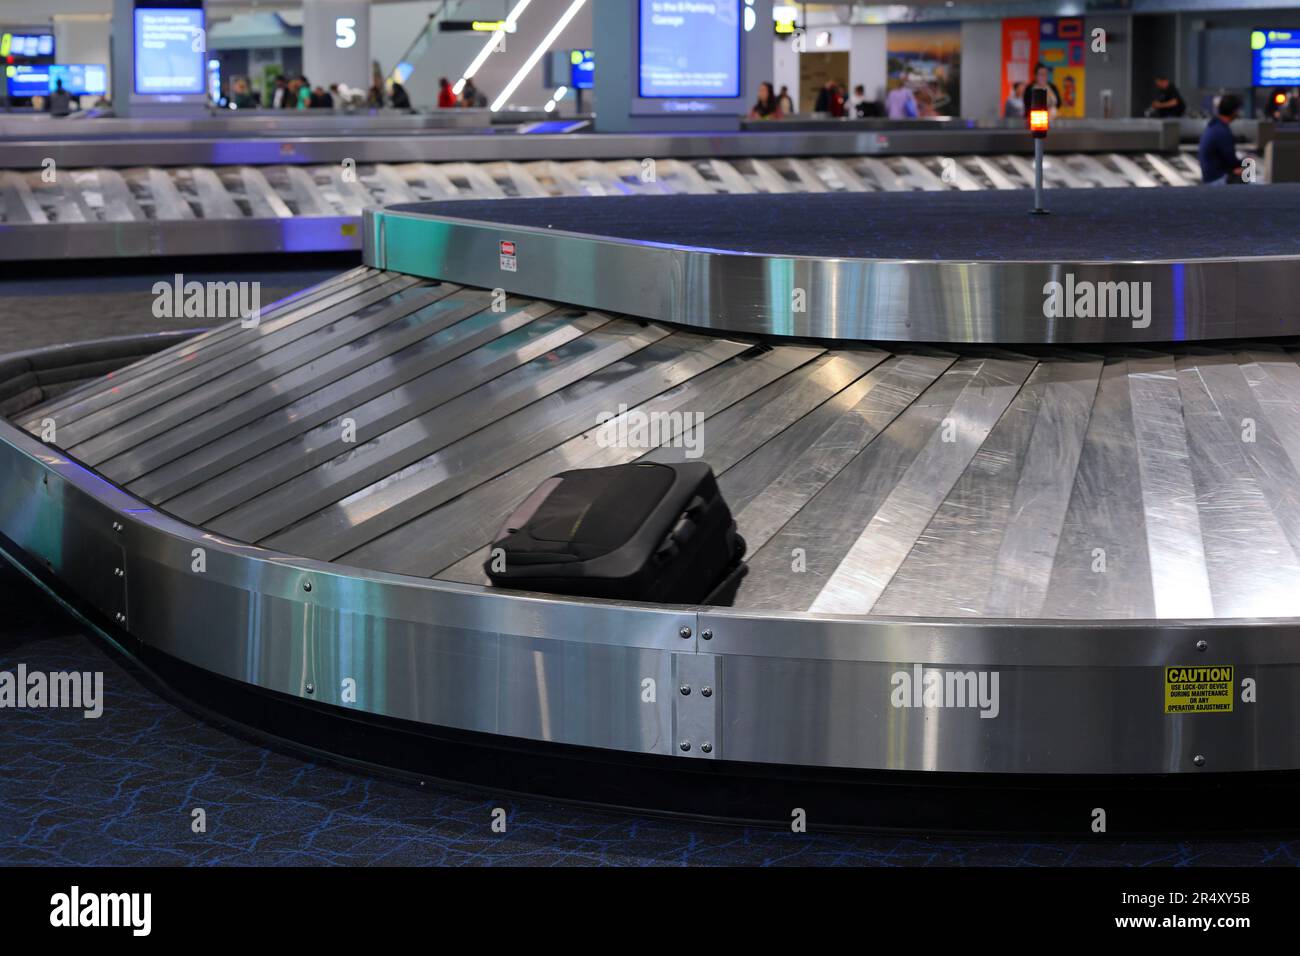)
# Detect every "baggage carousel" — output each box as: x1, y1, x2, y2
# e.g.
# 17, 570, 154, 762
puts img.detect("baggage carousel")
4, 186, 1300, 833
0, 120, 1206, 261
